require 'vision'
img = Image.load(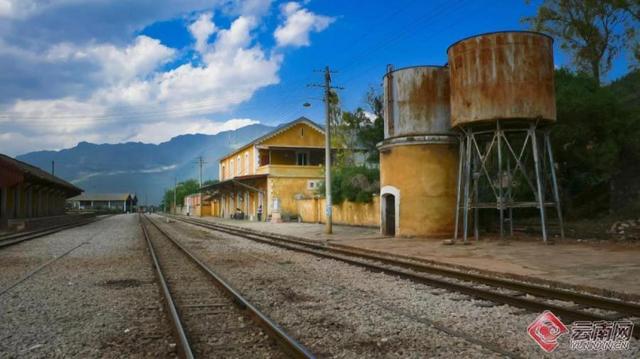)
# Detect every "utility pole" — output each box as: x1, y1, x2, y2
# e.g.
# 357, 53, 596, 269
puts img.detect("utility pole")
194, 156, 207, 217
195, 156, 207, 188
308, 66, 343, 234
173, 176, 177, 215
51, 160, 55, 176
